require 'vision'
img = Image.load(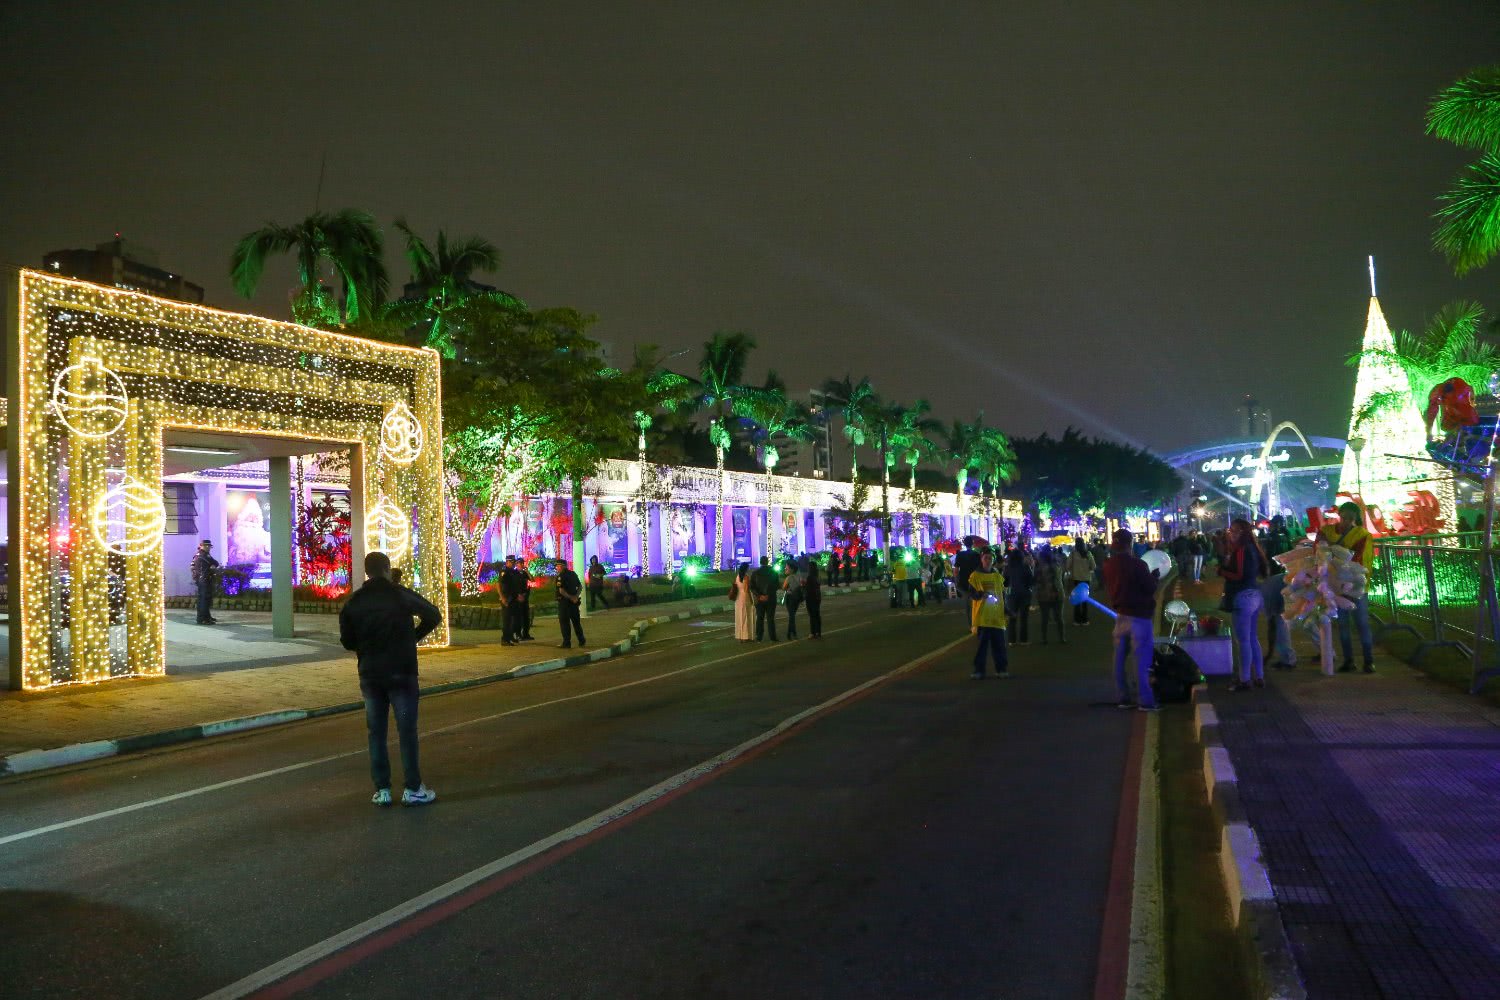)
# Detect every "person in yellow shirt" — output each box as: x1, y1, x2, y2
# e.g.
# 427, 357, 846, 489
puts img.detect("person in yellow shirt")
967, 549, 1010, 679
891, 549, 910, 608
1319, 501, 1374, 673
